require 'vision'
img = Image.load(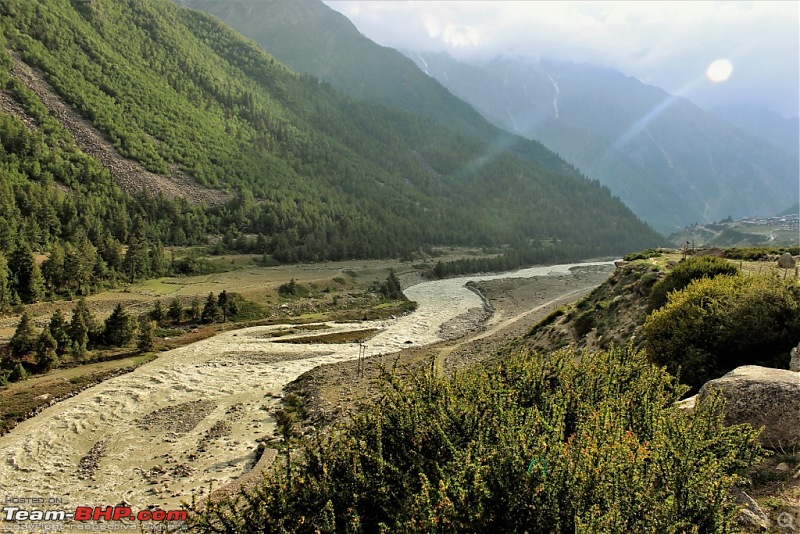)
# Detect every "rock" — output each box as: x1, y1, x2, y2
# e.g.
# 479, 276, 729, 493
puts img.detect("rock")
731, 487, 769, 530
614, 260, 628, 268
674, 395, 696, 414
698, 366, 800, 449
790, 342, 800, 372
775, 462, 790, 472
777, 253, 796, 269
